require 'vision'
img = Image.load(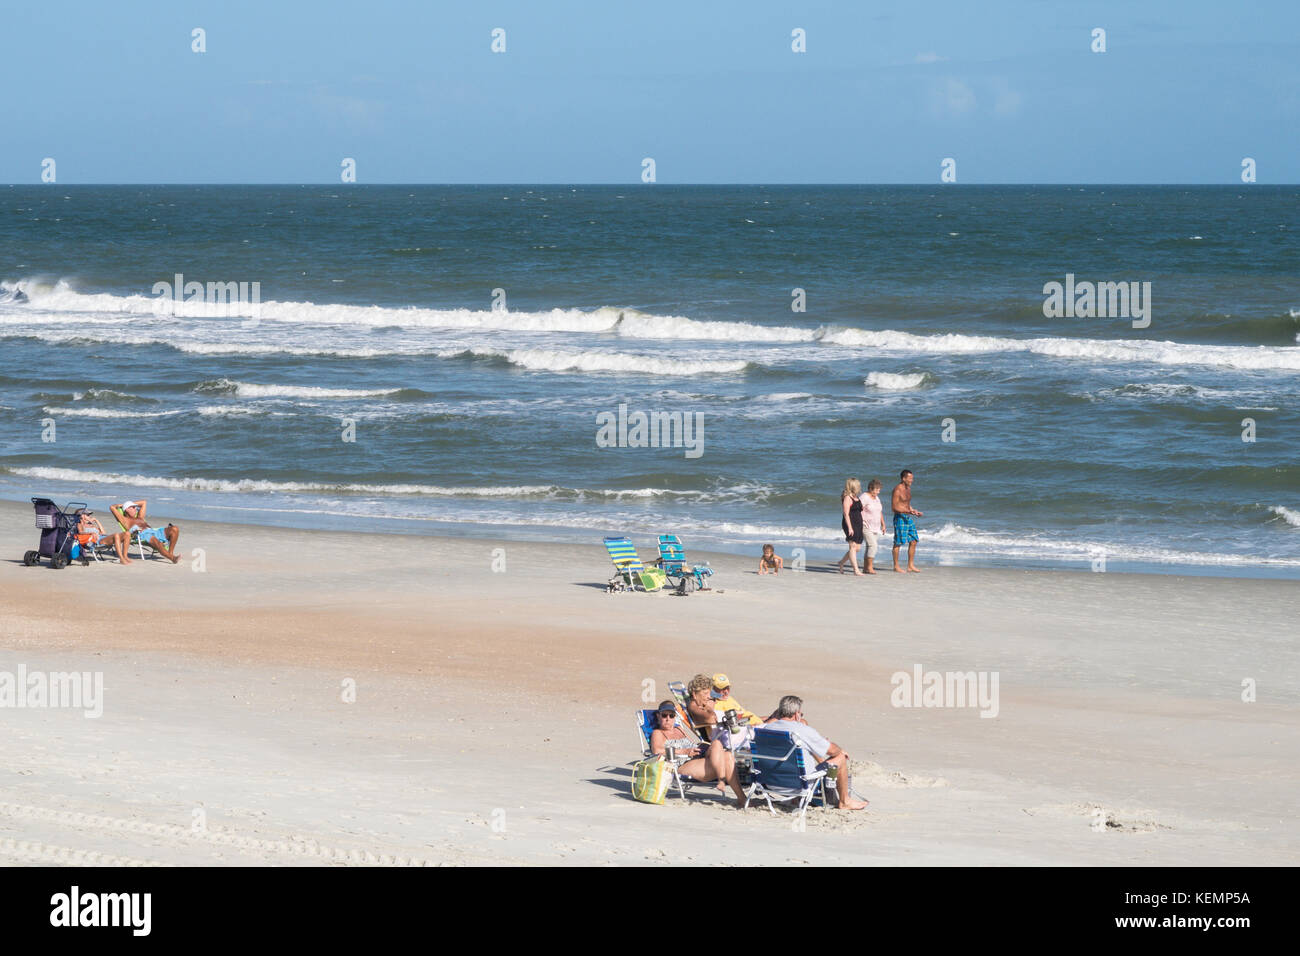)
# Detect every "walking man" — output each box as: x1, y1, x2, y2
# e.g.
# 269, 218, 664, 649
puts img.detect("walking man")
891, 469, 923, 573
